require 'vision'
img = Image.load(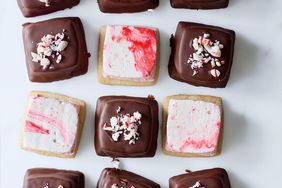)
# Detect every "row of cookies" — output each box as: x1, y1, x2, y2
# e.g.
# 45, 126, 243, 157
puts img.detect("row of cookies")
23, 166, 231, 187
21, 91, 224, 158
22, 17, 235, 88
18, 0, 231, 18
